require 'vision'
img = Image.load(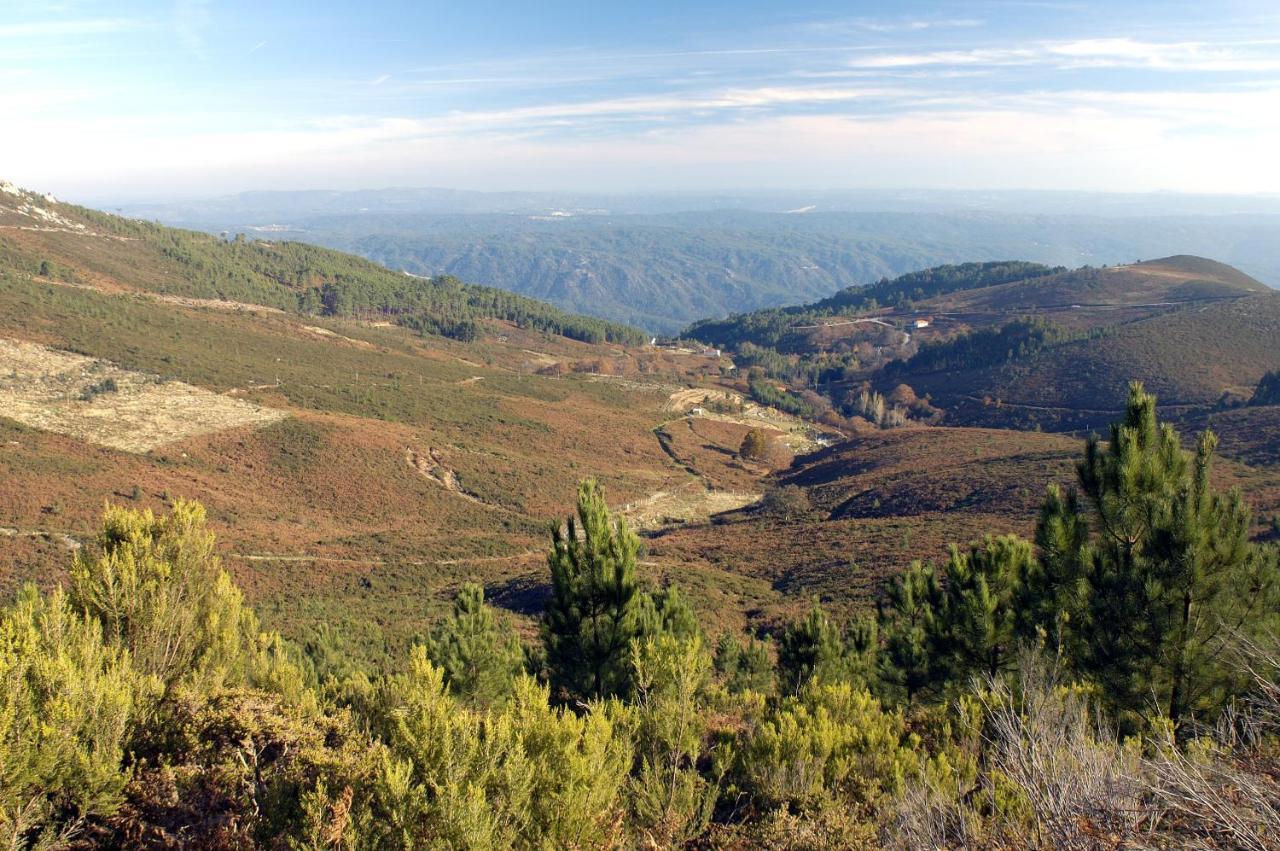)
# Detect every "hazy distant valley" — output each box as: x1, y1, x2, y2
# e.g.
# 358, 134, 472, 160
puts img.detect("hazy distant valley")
121, 188, 1280, 333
